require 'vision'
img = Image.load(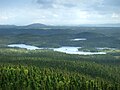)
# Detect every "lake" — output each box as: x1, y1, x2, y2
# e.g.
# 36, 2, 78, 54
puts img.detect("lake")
53, 46, 106, 55
8, 44, 39, 50
96, 47, 116, 50
71, 38, 87, 41
8, 44, 106, 55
